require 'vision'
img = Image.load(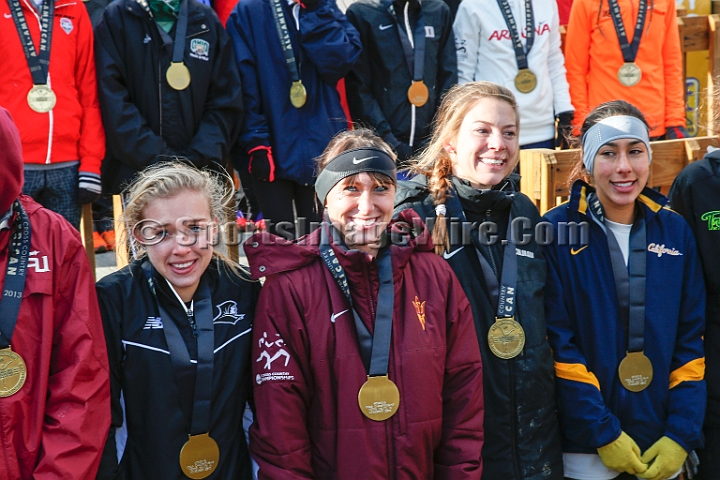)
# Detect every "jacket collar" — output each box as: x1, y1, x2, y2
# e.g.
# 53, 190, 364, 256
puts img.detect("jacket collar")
568, 179, 667, 222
